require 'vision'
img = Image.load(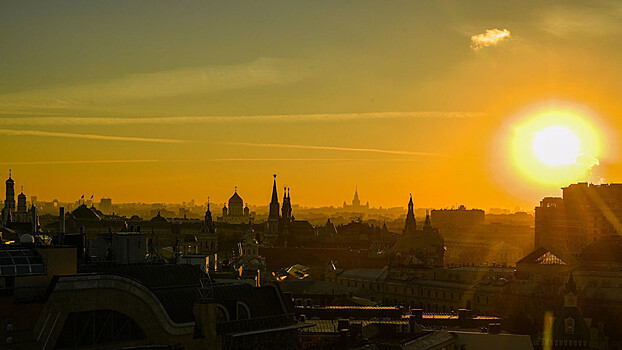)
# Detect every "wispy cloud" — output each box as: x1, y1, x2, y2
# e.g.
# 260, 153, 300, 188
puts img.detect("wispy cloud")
0, 158, 428, 166
0, 129, 190, 144
539, 5, 622, 37
0, 57, 307, 112
0, 160, 159, 166
0, 111, 483, 126
219, 141, 444, 157
470, 28, 511, 50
